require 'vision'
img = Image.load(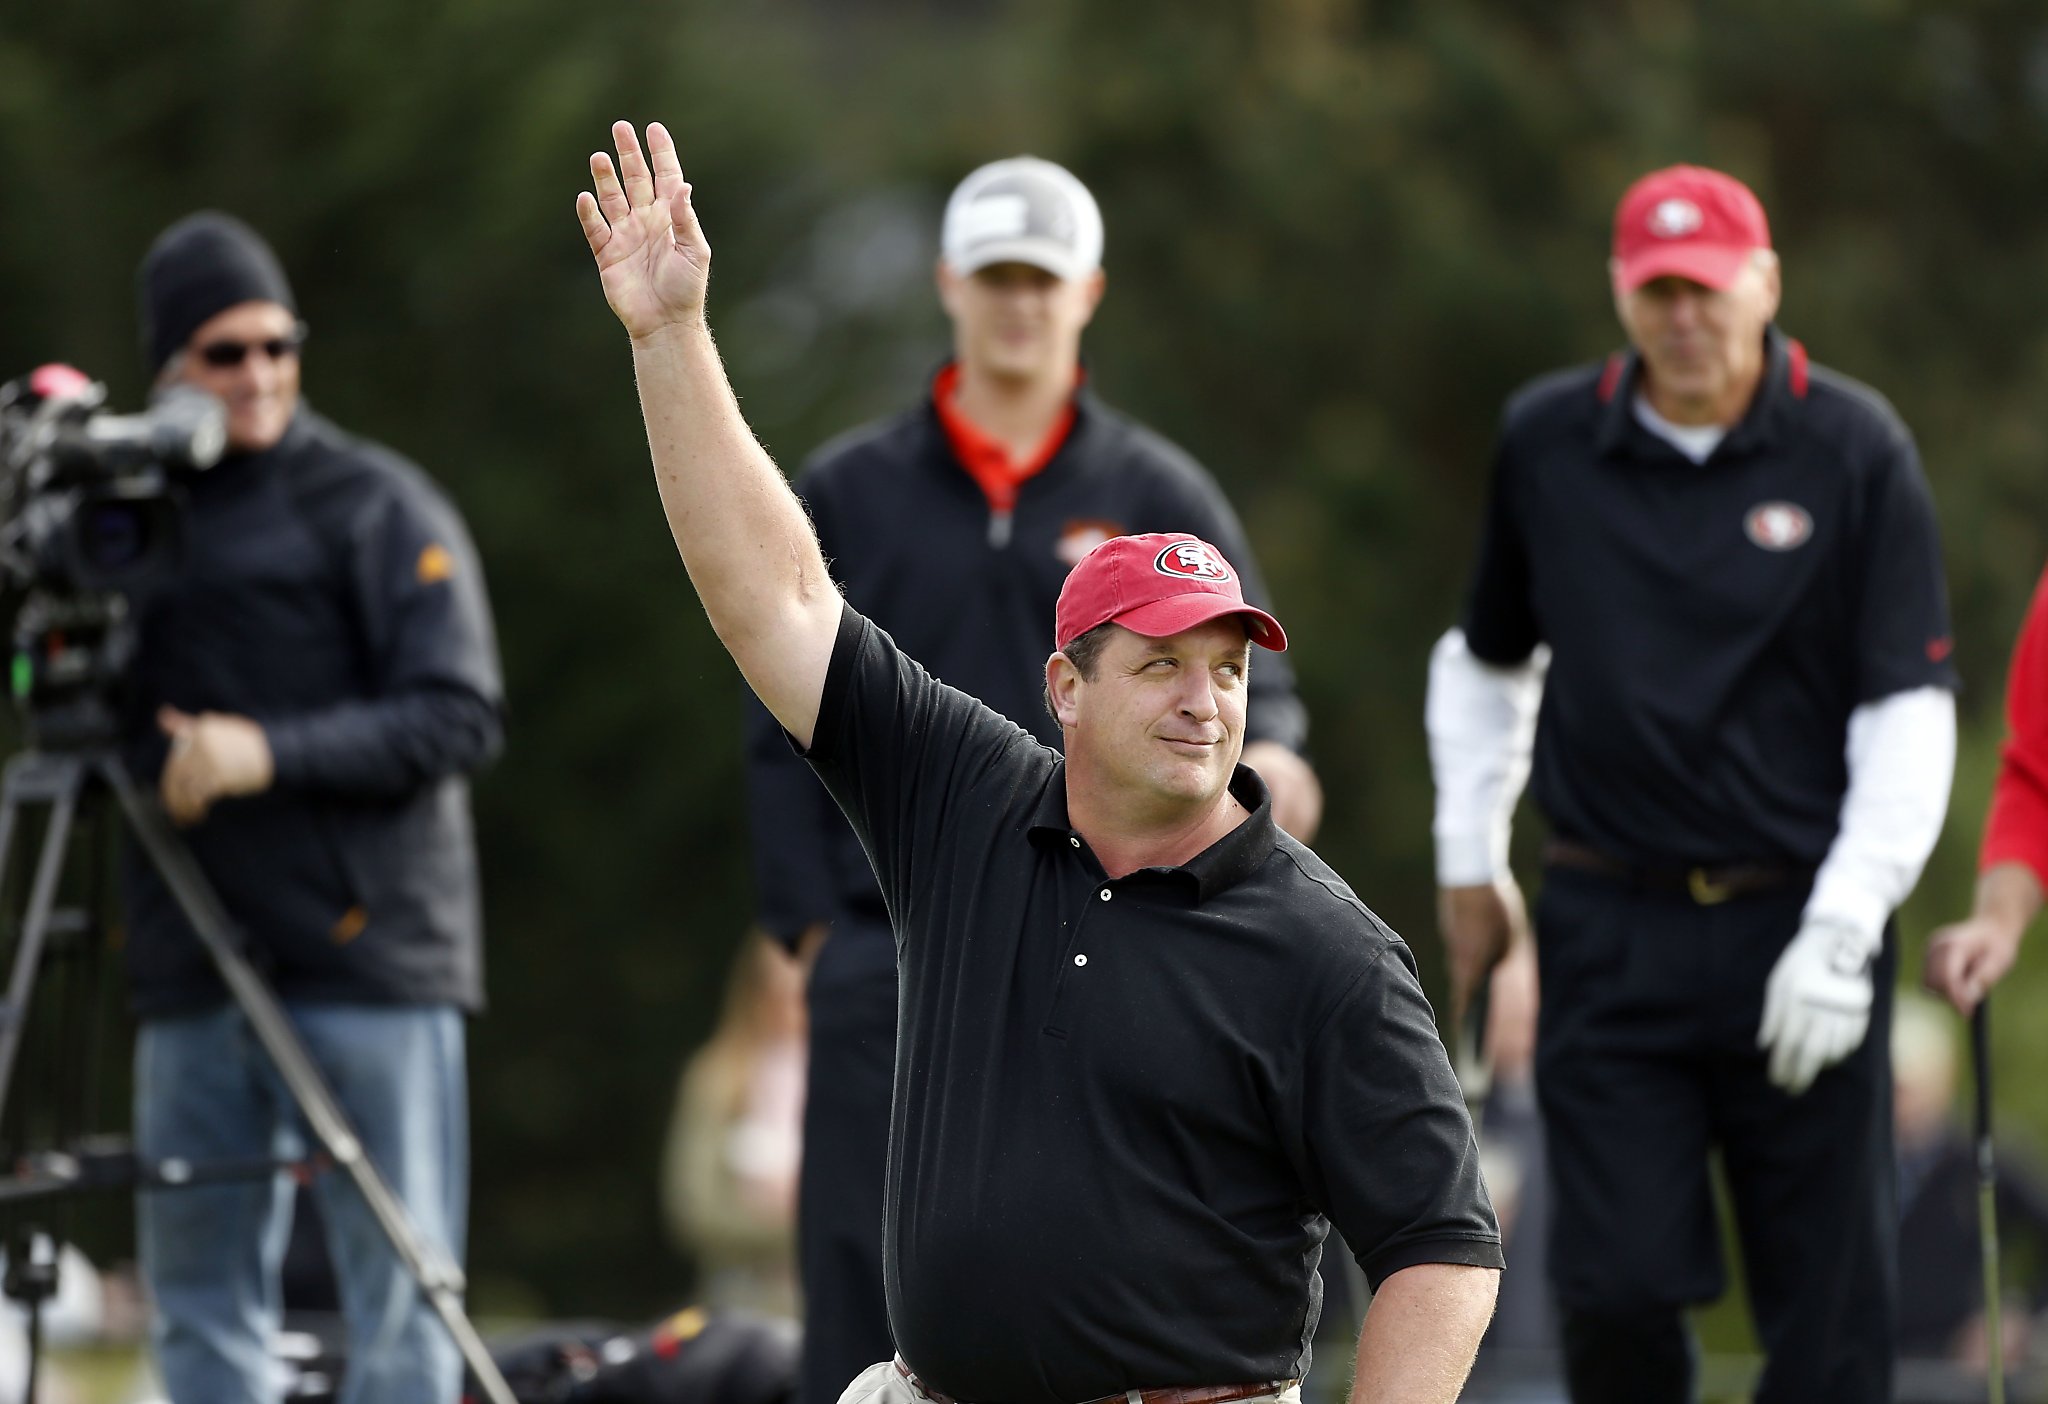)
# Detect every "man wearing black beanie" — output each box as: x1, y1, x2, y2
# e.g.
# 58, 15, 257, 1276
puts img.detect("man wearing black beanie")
126, 211, 504, 1404
139, 212, 297, 380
